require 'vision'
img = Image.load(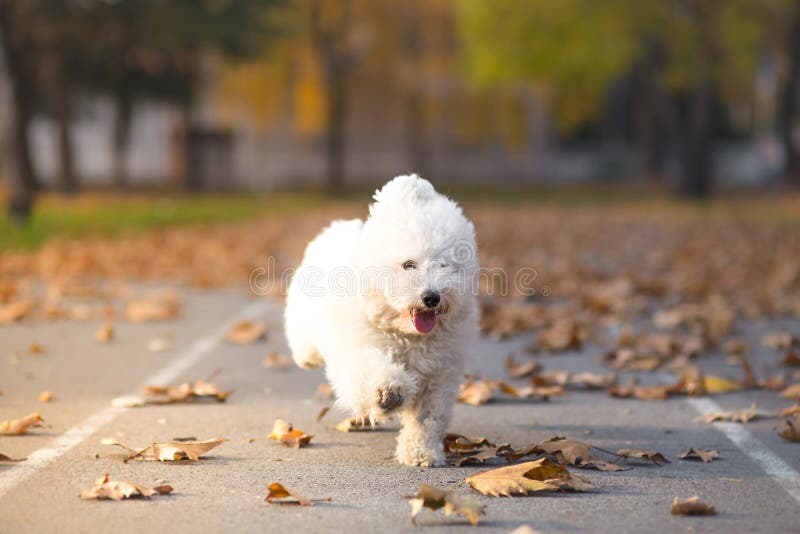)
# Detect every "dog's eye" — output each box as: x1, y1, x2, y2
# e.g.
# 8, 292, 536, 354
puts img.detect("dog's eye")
402, 260, 417, 270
